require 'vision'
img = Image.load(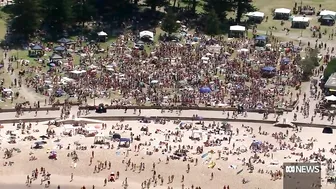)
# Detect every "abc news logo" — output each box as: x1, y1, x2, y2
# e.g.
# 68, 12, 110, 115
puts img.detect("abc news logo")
285, 165, 320, 174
